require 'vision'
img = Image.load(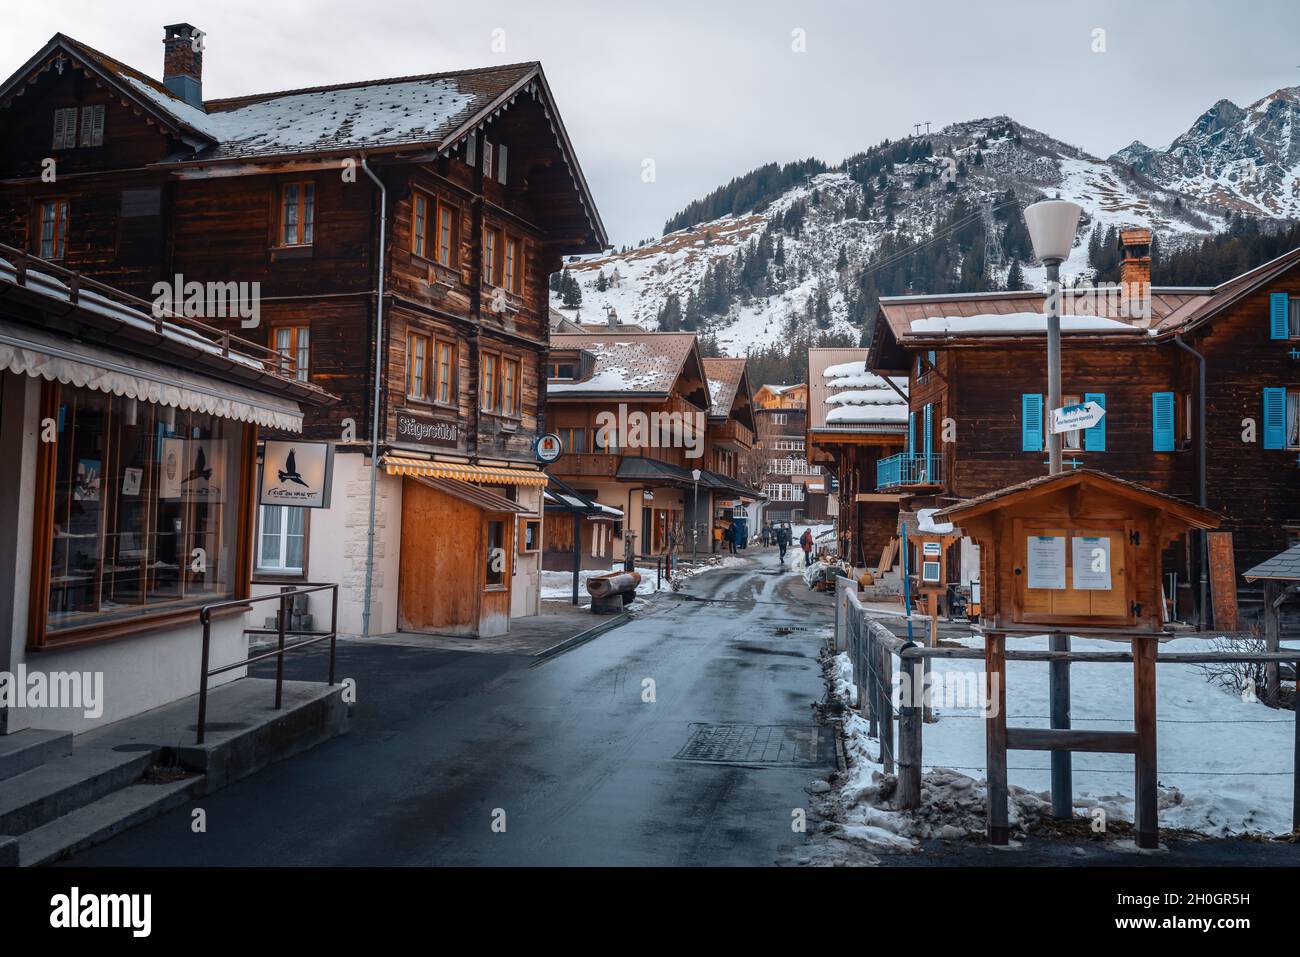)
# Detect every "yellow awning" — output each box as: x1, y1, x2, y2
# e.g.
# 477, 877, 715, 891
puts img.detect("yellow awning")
382, 455, 548, 487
